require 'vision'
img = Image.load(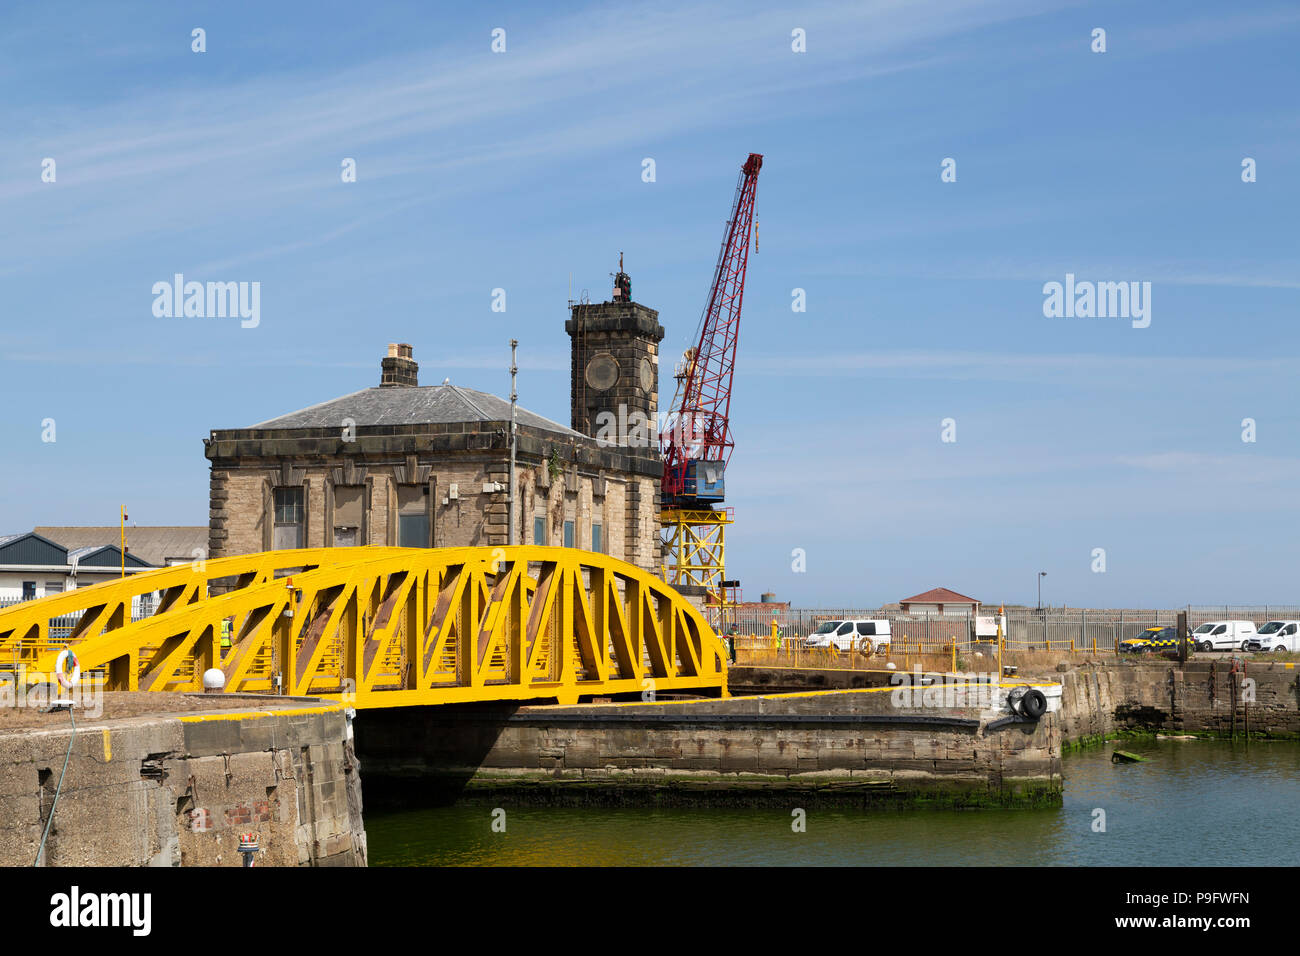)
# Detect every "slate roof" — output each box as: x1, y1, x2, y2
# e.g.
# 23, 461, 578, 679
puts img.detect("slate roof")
249, 384, 583, 438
